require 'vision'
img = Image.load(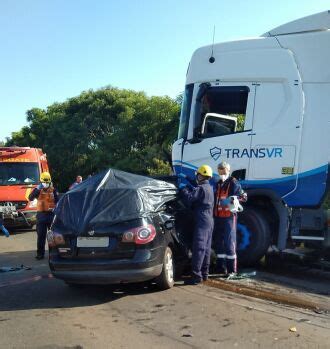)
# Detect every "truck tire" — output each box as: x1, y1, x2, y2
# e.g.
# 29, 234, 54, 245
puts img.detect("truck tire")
155, 246, 175, 290
237, 208, 271, 266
